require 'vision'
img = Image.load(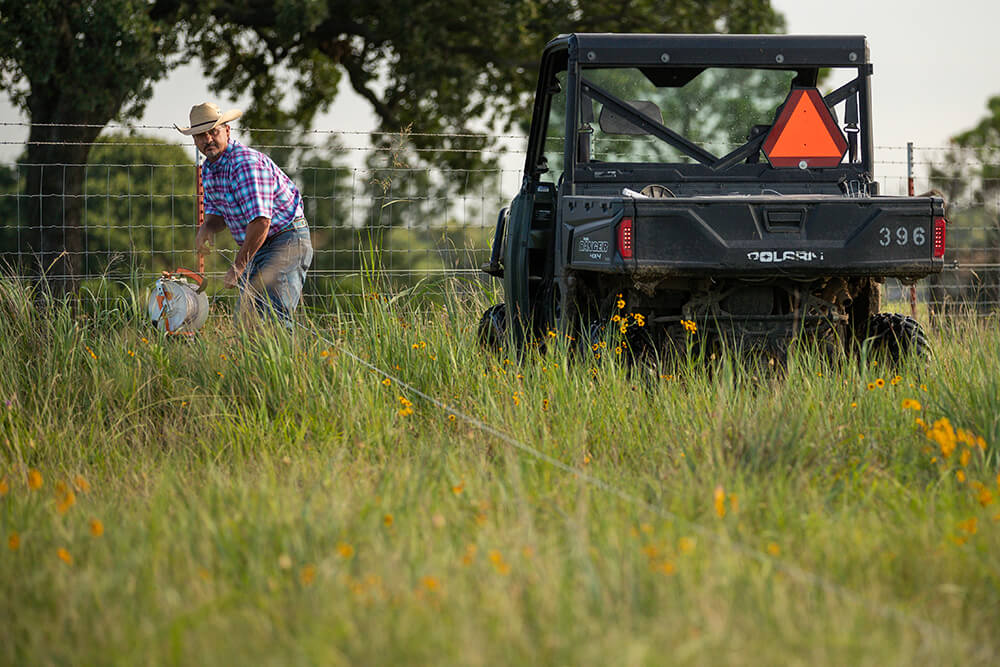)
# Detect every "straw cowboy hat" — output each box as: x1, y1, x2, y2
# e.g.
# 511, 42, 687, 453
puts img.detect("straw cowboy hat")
175, 102, 242, 136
